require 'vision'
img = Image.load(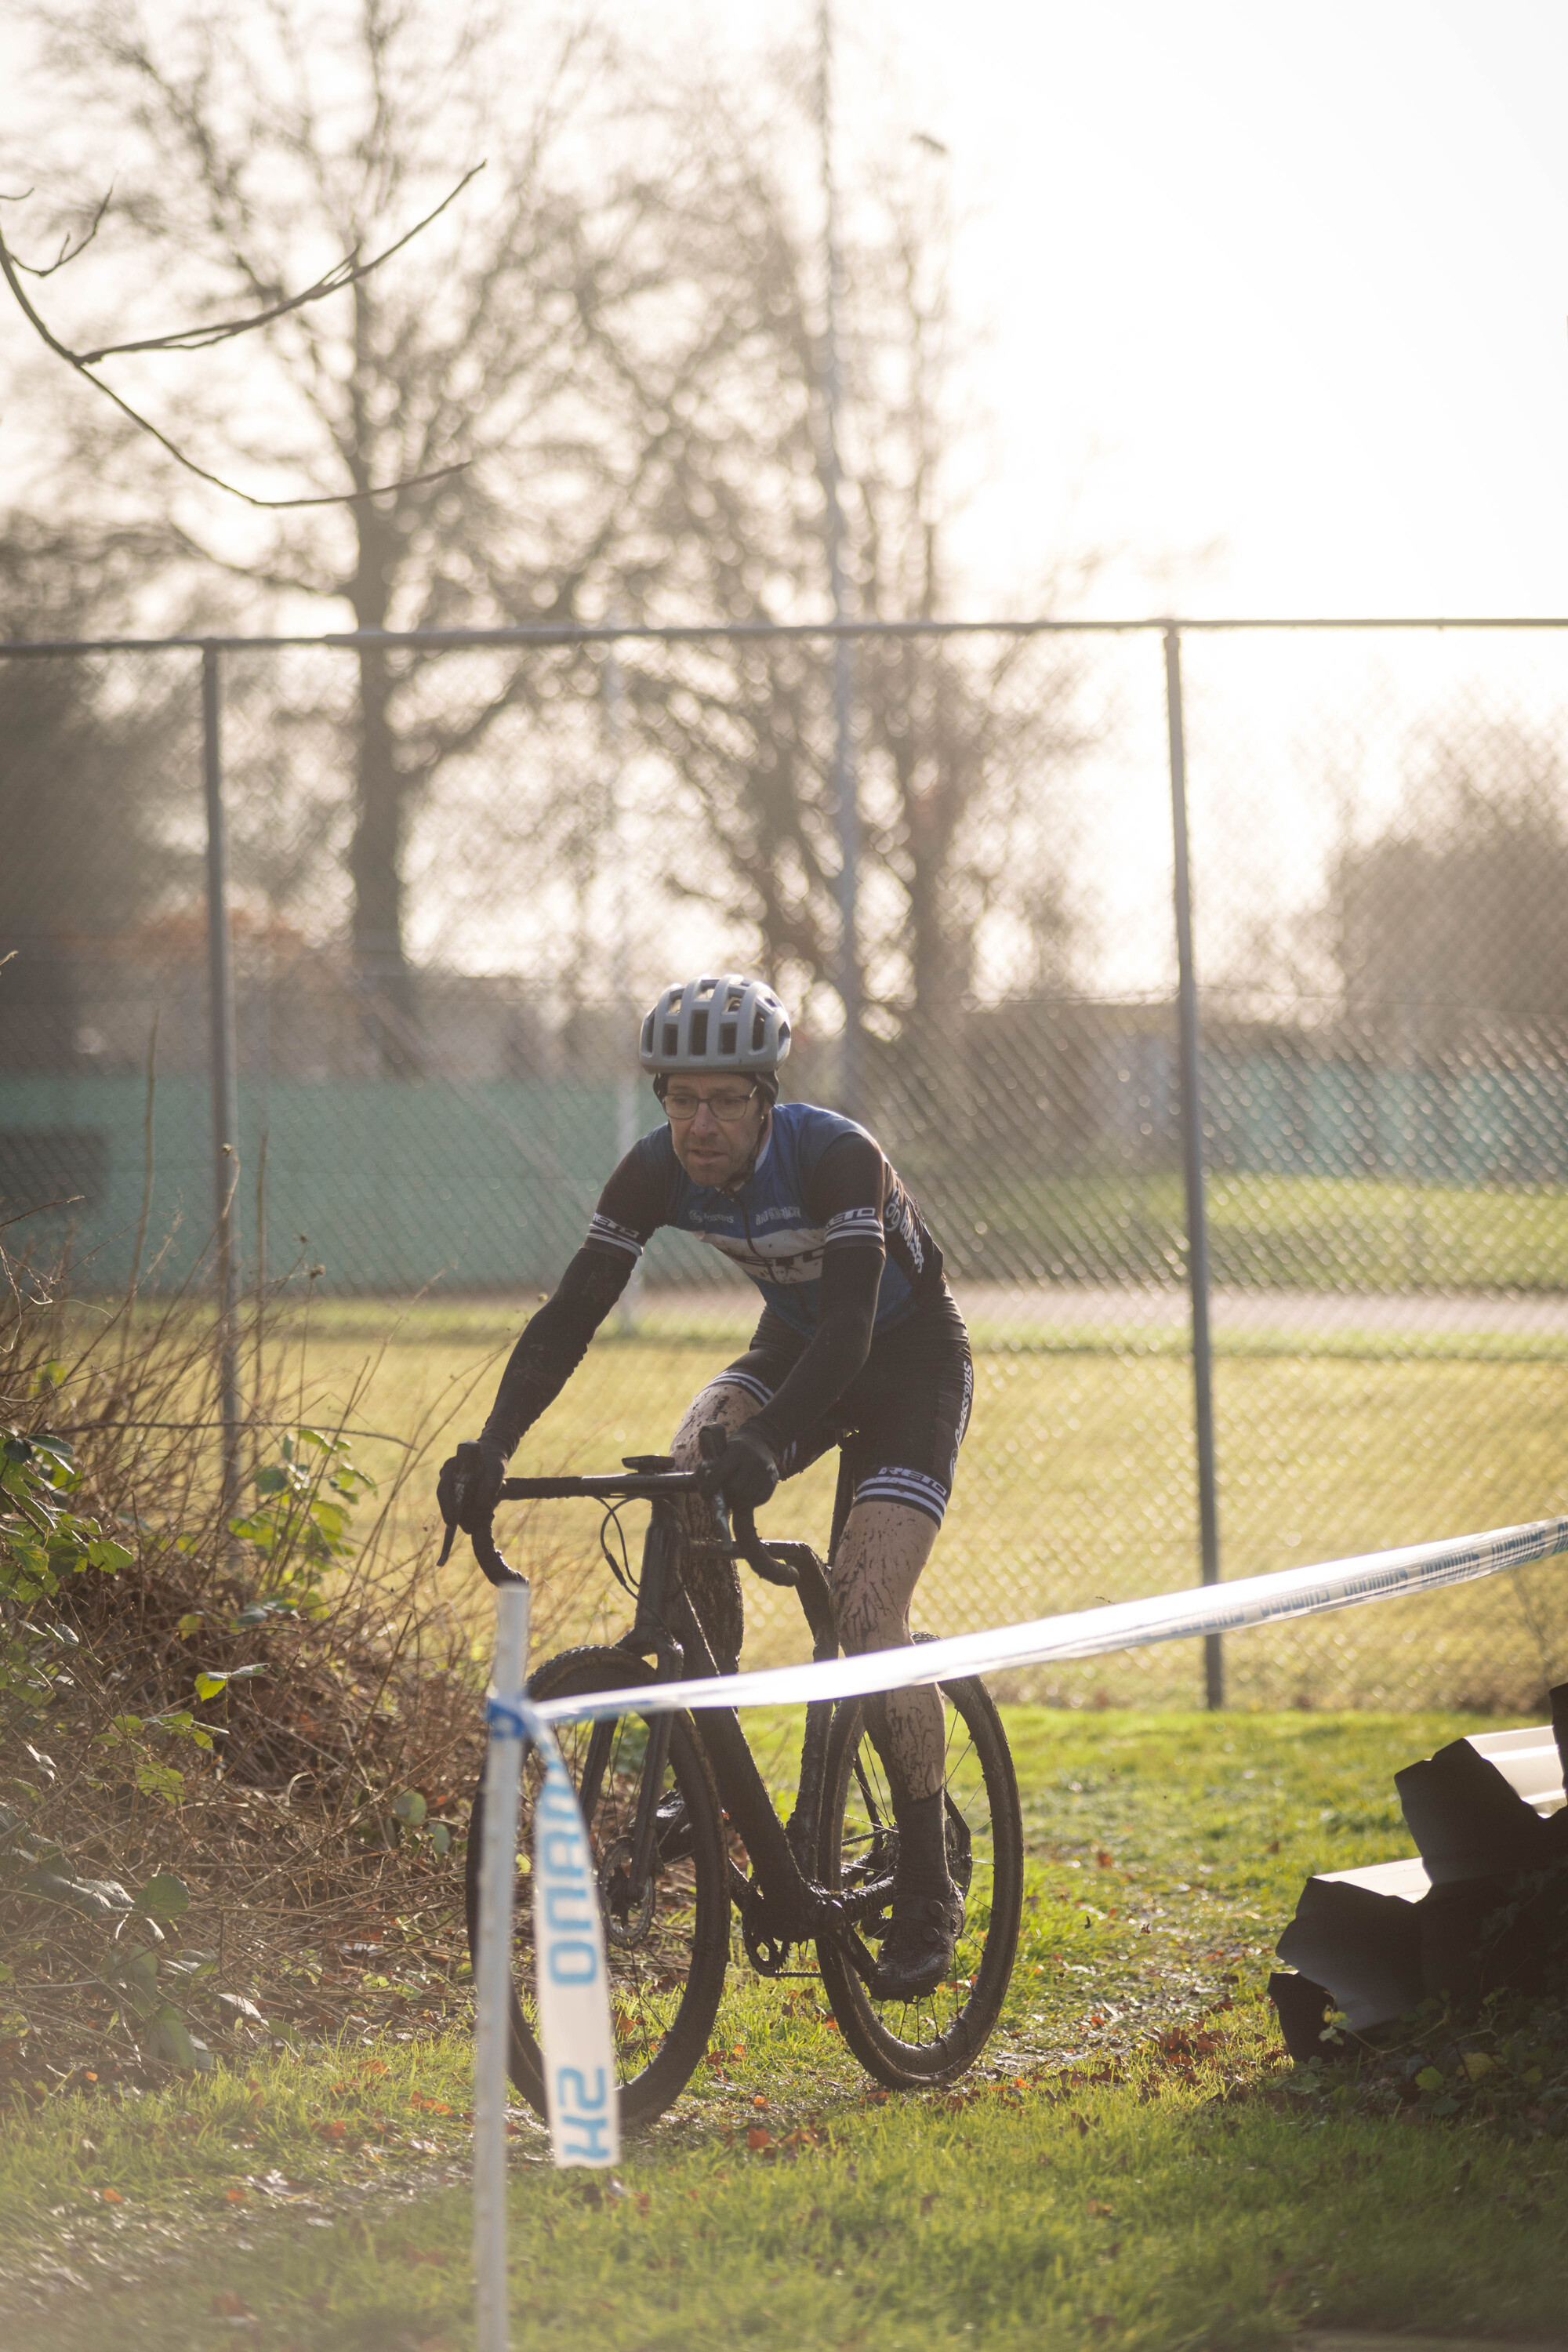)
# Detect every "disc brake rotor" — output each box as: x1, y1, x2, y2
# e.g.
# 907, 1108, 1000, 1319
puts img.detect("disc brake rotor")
599, 1835, 656, 1947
